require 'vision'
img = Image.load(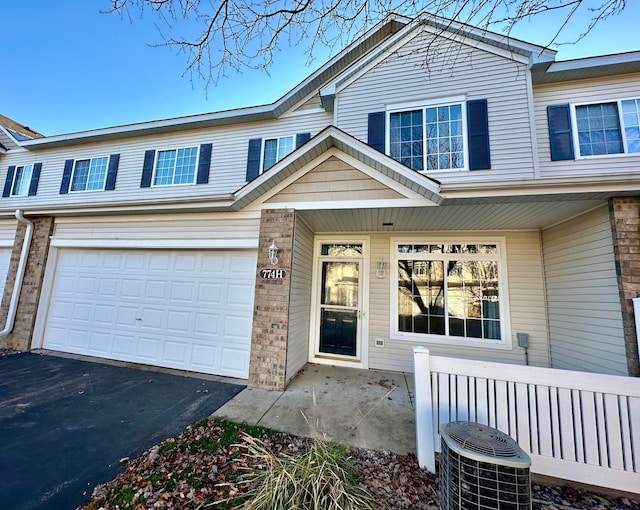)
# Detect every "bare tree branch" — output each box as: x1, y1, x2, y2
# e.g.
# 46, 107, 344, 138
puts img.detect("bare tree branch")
105, 0, 627, 86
